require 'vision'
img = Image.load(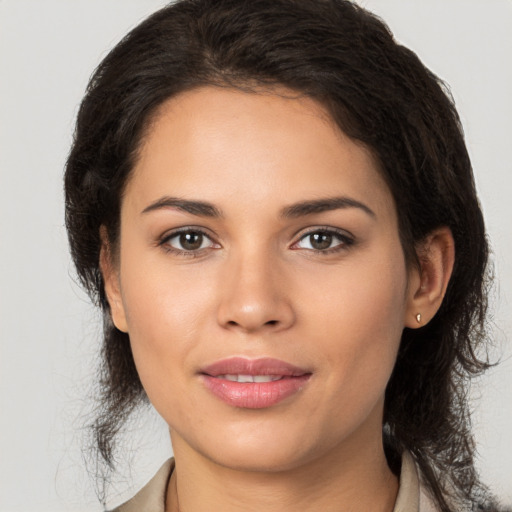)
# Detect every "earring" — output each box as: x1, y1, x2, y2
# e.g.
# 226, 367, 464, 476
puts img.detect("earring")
416, 313, 422, 324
